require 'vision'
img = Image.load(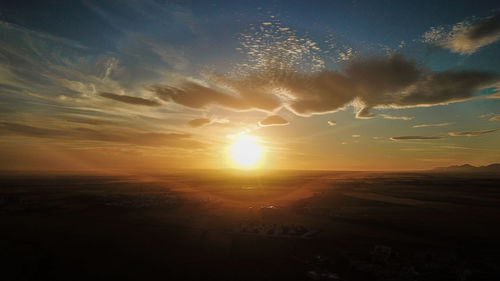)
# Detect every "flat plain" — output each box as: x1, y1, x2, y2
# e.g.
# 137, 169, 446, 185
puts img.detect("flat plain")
1, 170, 499, 280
